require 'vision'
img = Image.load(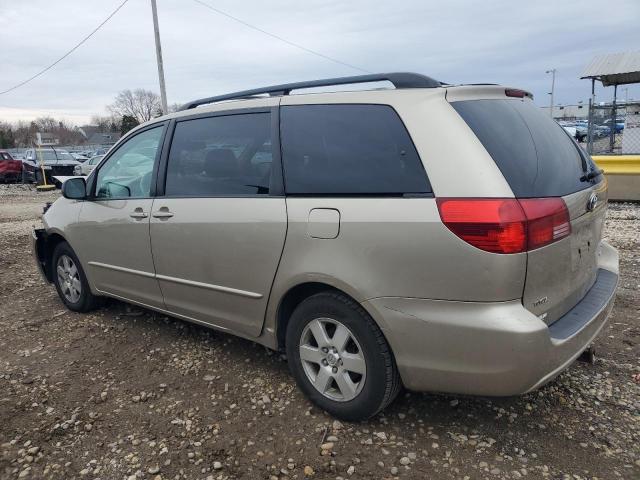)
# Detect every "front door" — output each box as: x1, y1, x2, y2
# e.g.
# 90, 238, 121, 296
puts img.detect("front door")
73, 125, 165, 308
149, 109, 286, 337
